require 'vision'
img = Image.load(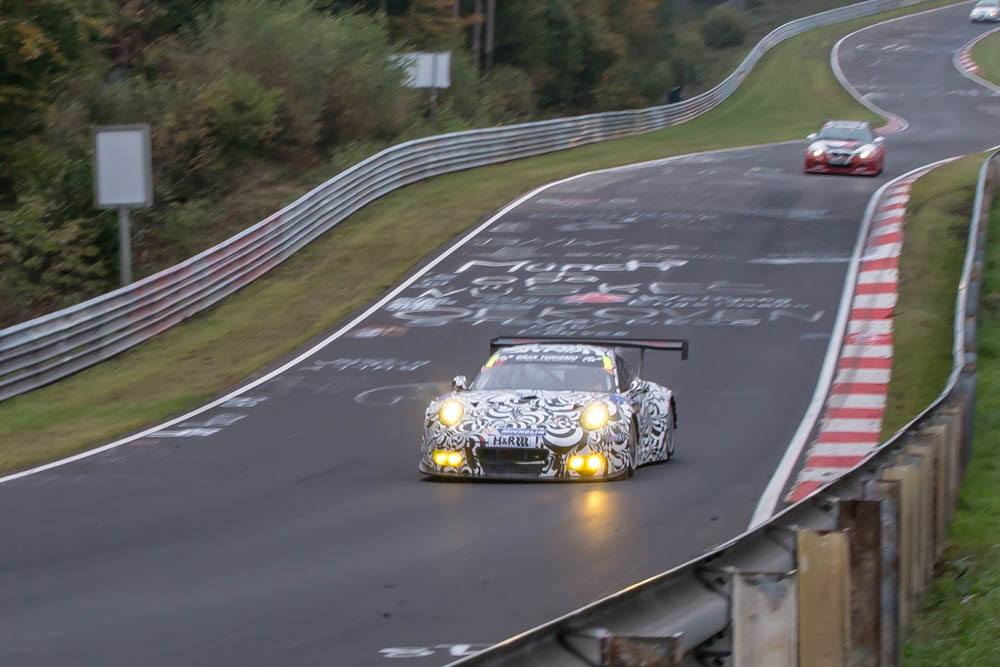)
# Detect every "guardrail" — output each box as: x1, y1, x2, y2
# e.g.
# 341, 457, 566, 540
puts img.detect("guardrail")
448, 150, 996, 667
0, 0, 933, 401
